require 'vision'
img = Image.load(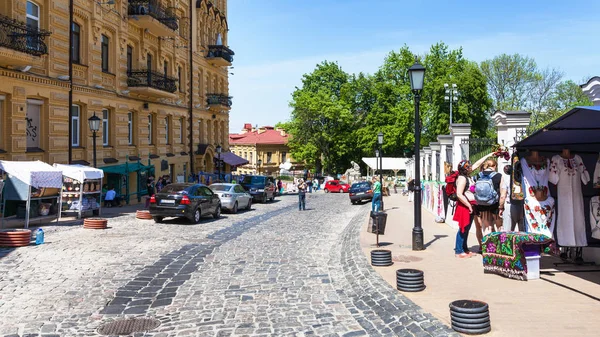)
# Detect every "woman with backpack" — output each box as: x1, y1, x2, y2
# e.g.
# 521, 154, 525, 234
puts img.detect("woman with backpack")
452, 160, 477, 258
473, 158, 504, 252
